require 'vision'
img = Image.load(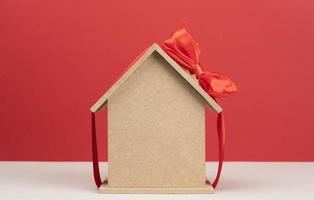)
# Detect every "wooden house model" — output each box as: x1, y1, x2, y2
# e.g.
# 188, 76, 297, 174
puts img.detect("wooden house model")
90, 43, 222, 194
